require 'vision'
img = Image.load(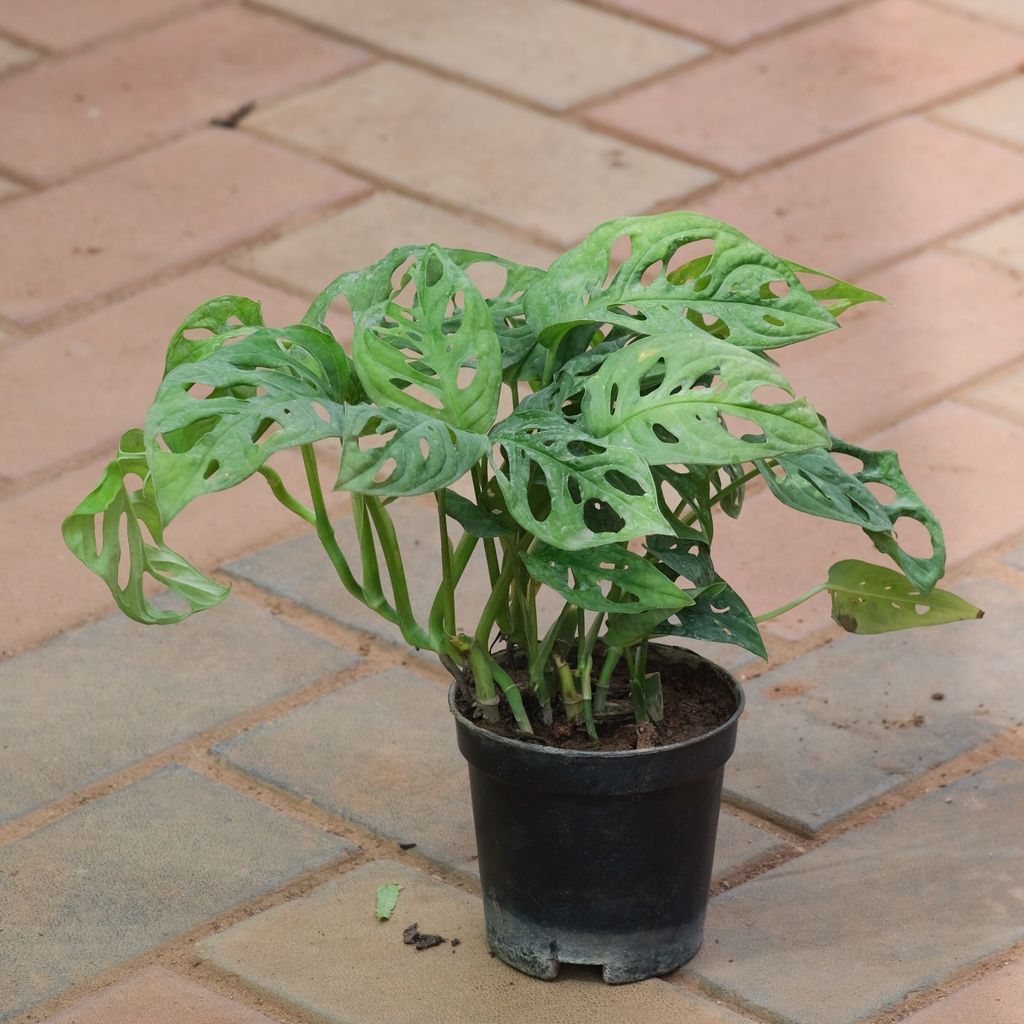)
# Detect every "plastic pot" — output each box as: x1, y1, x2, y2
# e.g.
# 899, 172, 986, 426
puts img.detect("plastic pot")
450, 646, 743, 984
